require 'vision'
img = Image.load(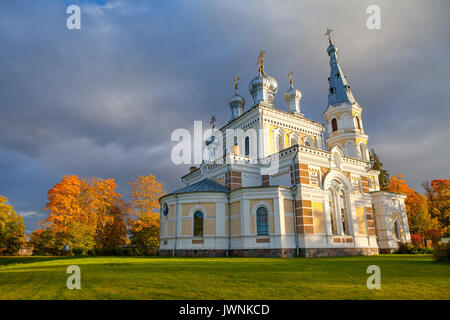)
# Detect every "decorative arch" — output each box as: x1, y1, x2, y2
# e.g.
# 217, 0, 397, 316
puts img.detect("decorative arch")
273, 128, 286, 153
289, 133, 299, 147
330, 145, 345, 170
251, 200, 273, 236
323, 169, 354, 195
